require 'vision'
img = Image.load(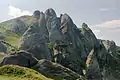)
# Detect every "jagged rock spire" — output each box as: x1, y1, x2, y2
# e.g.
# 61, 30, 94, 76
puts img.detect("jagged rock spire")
86, 49, 102, 80
18, 10, 51, 60
45, 8, 64, 44
33, 10, 40, 19
45, 8, 56, 19
61, 13, 73, 26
